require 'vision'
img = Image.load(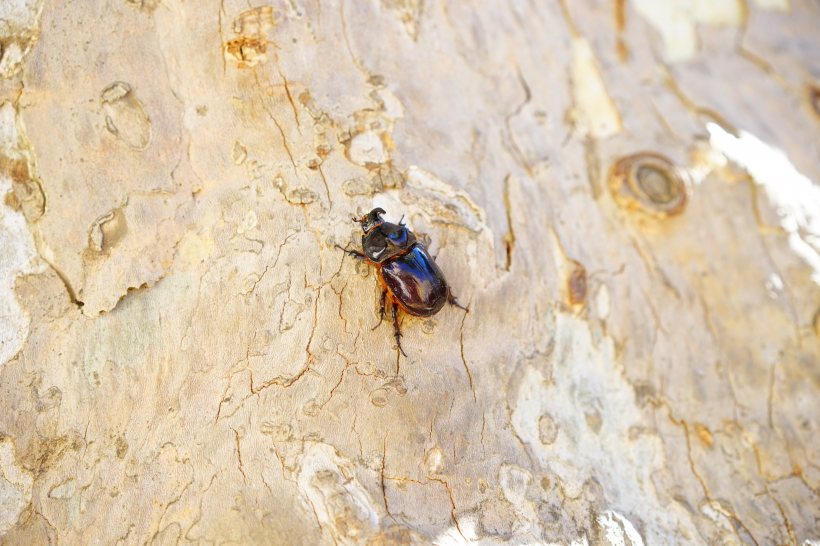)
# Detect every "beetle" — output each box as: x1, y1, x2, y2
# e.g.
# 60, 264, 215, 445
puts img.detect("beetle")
336, 207, 467, 356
